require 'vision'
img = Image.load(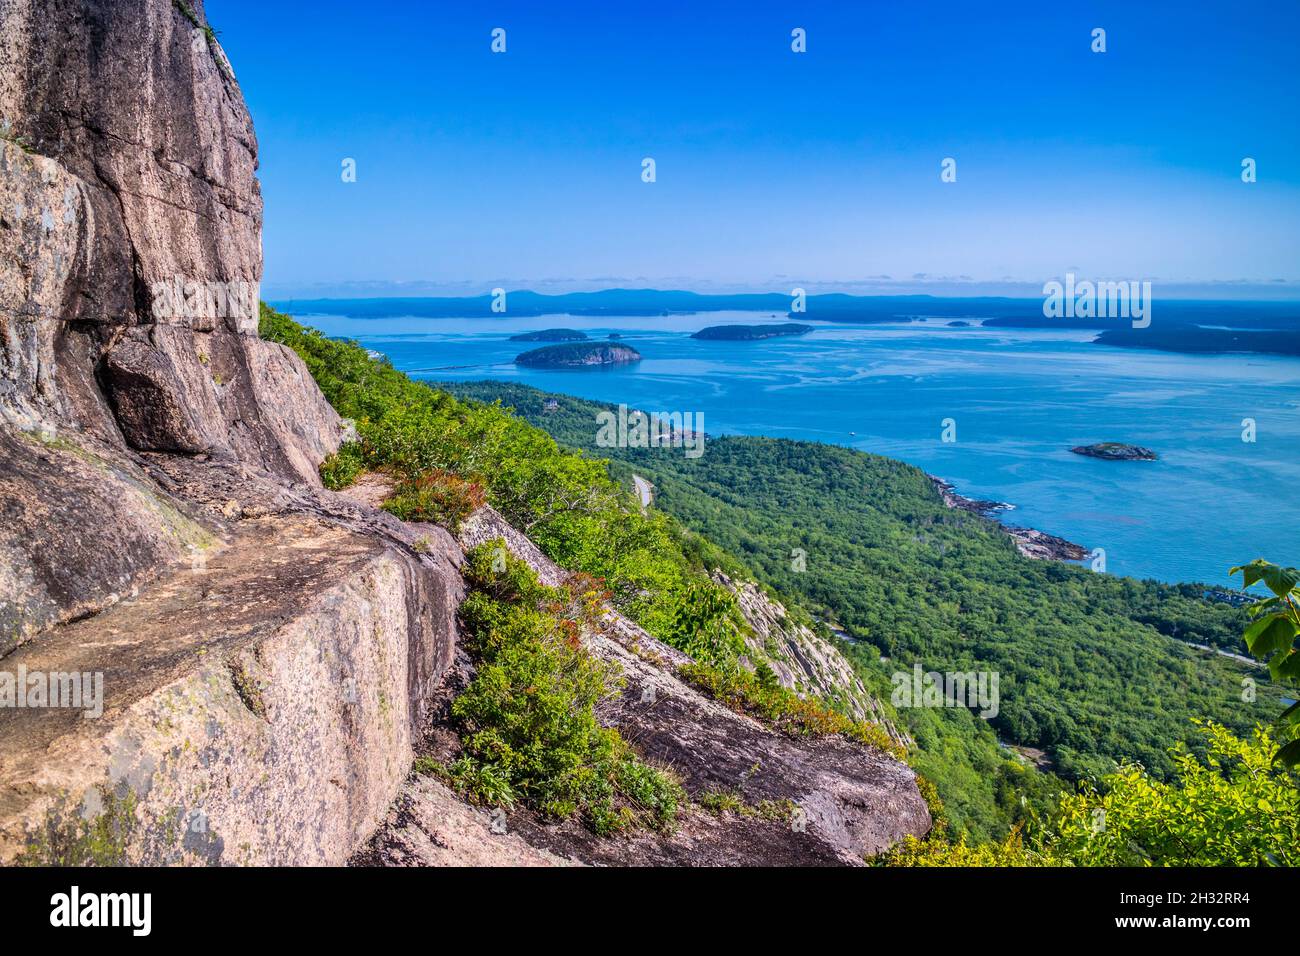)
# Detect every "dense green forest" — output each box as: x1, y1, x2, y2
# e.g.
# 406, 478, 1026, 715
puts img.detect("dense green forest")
444, 380, 1280, 837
